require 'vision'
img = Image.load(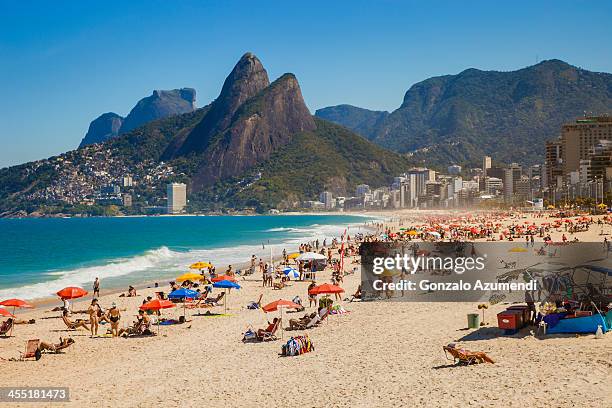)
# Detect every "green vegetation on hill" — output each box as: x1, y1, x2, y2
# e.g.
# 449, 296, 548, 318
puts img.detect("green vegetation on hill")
190, 118, 412, 211
318, 60, 612, 167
